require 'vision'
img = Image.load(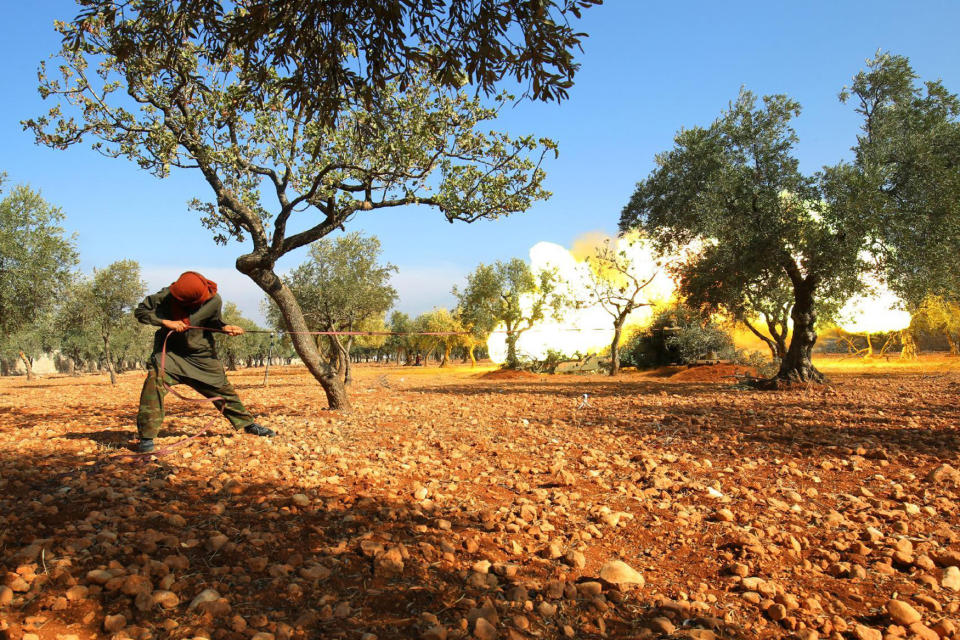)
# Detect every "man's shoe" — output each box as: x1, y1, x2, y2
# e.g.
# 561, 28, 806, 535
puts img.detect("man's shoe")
244, 423, 275, 437
138, 438, 155, 453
